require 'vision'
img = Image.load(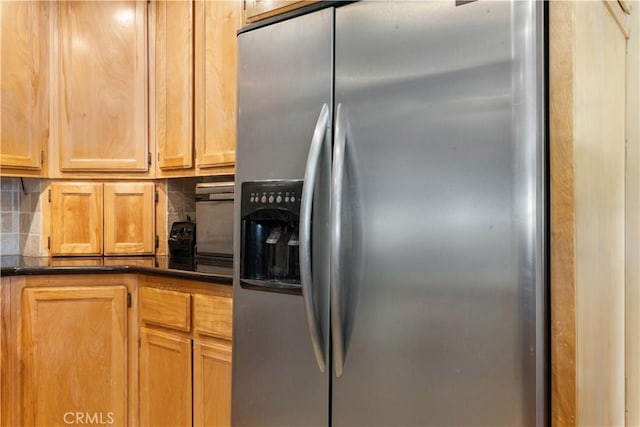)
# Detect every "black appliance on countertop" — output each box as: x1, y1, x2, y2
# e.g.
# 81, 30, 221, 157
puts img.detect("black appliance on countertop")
168, 221, 196, 270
